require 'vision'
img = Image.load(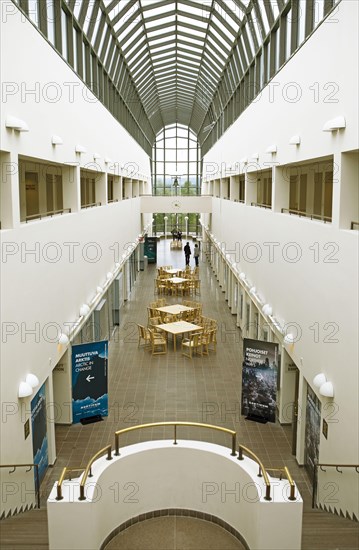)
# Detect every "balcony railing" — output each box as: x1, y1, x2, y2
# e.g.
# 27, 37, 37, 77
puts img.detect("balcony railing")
251, 202, 272, 209
81, 202, 102, 209
54, 421, 297, 503
25, 208, 71, 222
281, 208, 332, 223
